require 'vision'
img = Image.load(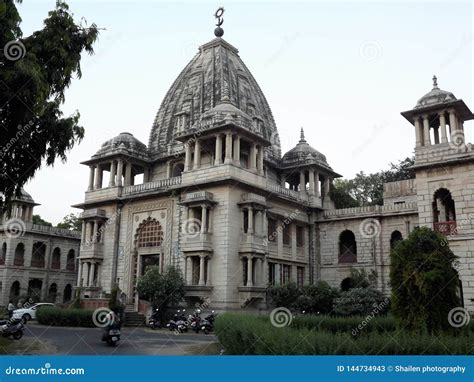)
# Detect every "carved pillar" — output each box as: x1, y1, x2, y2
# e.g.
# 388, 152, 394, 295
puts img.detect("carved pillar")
309, 170, 315, 195
200, 205, 207, 234
439, 112, 447, 144
248, 207, 254, 234
116, 160, 123, 187
186, 256, 193, 285
414, 117, 422, 147
249, 143, 257, 171
184, 143, 192, 171
198, 255, 206, 286
109, 161, 117, 187
94, 165, 102, 189
247, 256, 253, 287
233, 135, 240, 163
88, 166, 95, 191
215, 134, 223, 165
193, 139, 201, 169
77, 262, 83, 286
422, 115, 431, 146
257, 146, 264, 173
124, 162, 132, 186
299, 171, 306, 194
225, 132, 233, 163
